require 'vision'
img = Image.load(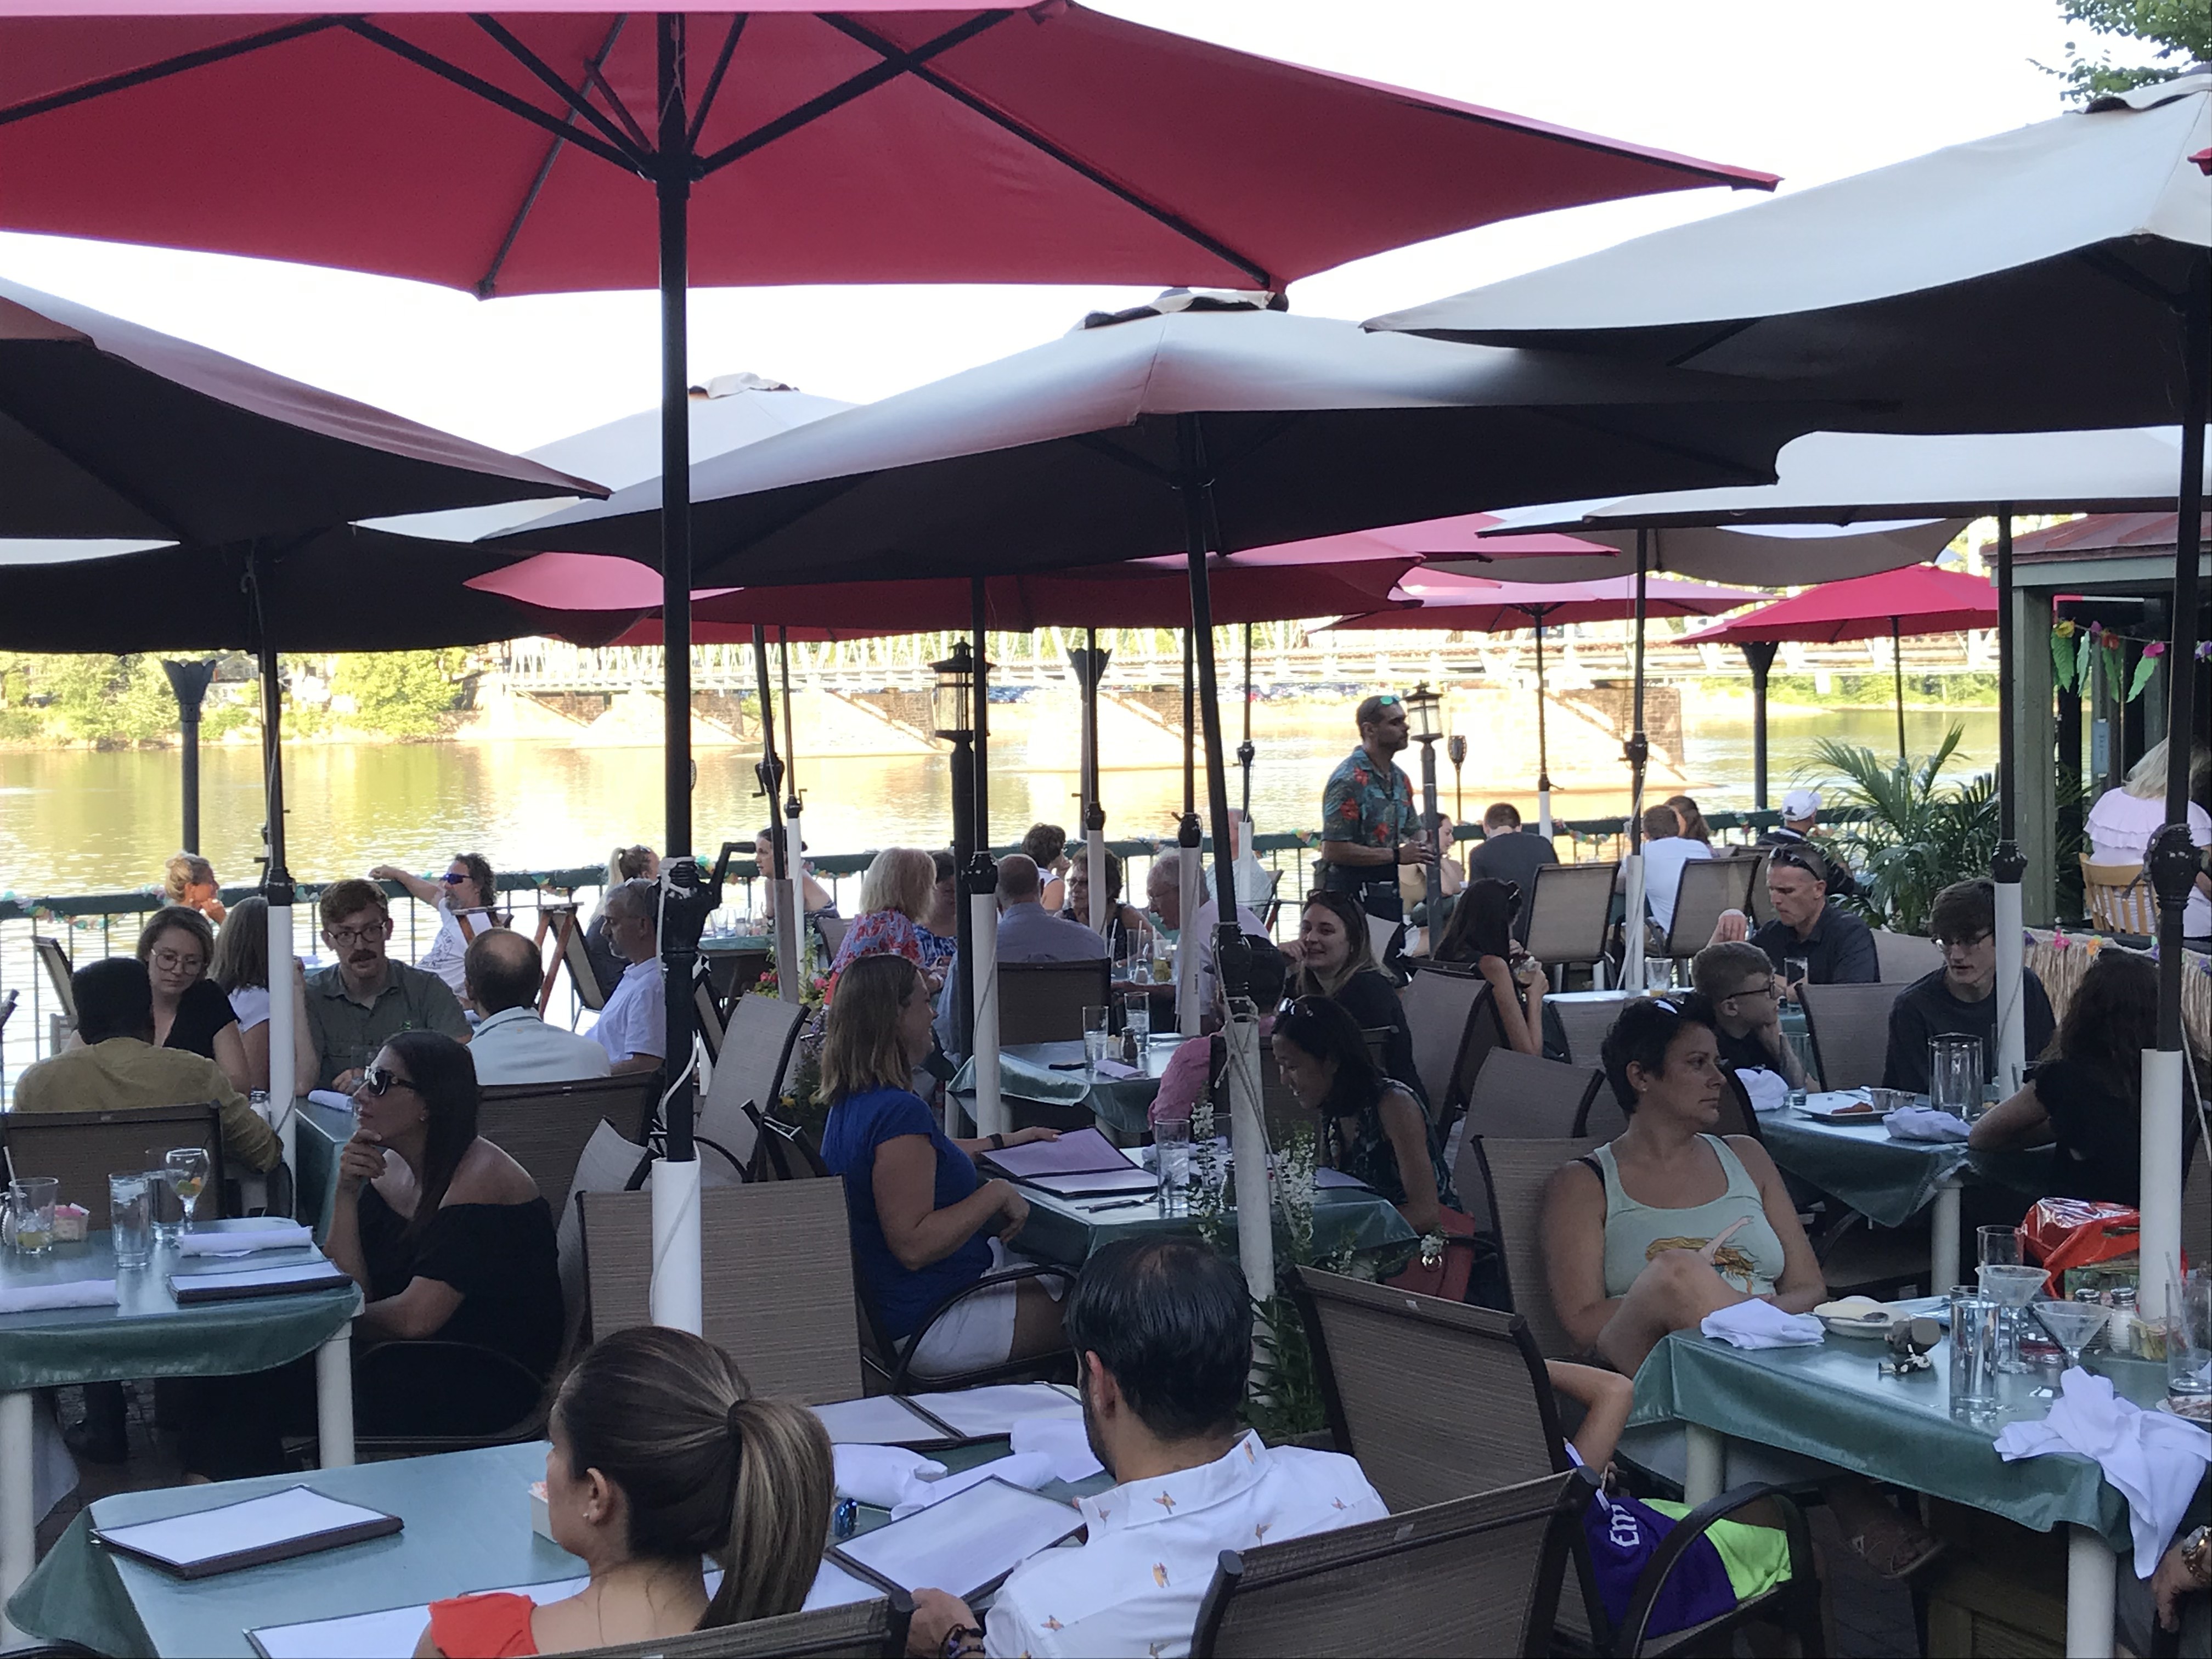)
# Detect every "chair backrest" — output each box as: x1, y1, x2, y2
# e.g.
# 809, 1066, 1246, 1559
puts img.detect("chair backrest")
1571, 1088, 1629, 1141
1454, 1054, 1602, 1228
581, 1182, 863, 1403
2081, 856, 2159, 936
1798, 980, 1904, 1091
1400, 967, 1497, 1128
1716, 1070, 1762, 1142
586, 1590, 911, 1658
32, 935, 75, 1024
0, 988, 16, 1039
1662, 857, 1757, 958
698, 994, 811, 1170
1295, 1268, 1567, 1506
478, 1071, 659, 1215
1365, 912, 1400, 962
559, 913, 608, 1013
1192, 1472, 1578, 1659
997, 959, 1110, 1046
554, 1119, 654, 1360
1256, 1047, 1312, 1153
693, 978, 728, 1062
814, 912, 851, 964
1549, 994, 1630, 1069
1871, 928, 1943, 982
1747, 848, 1778, 926
1476, 1136, 1605, 1360
0, 1104, 222, 1229
1522, 862, 1617, 967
